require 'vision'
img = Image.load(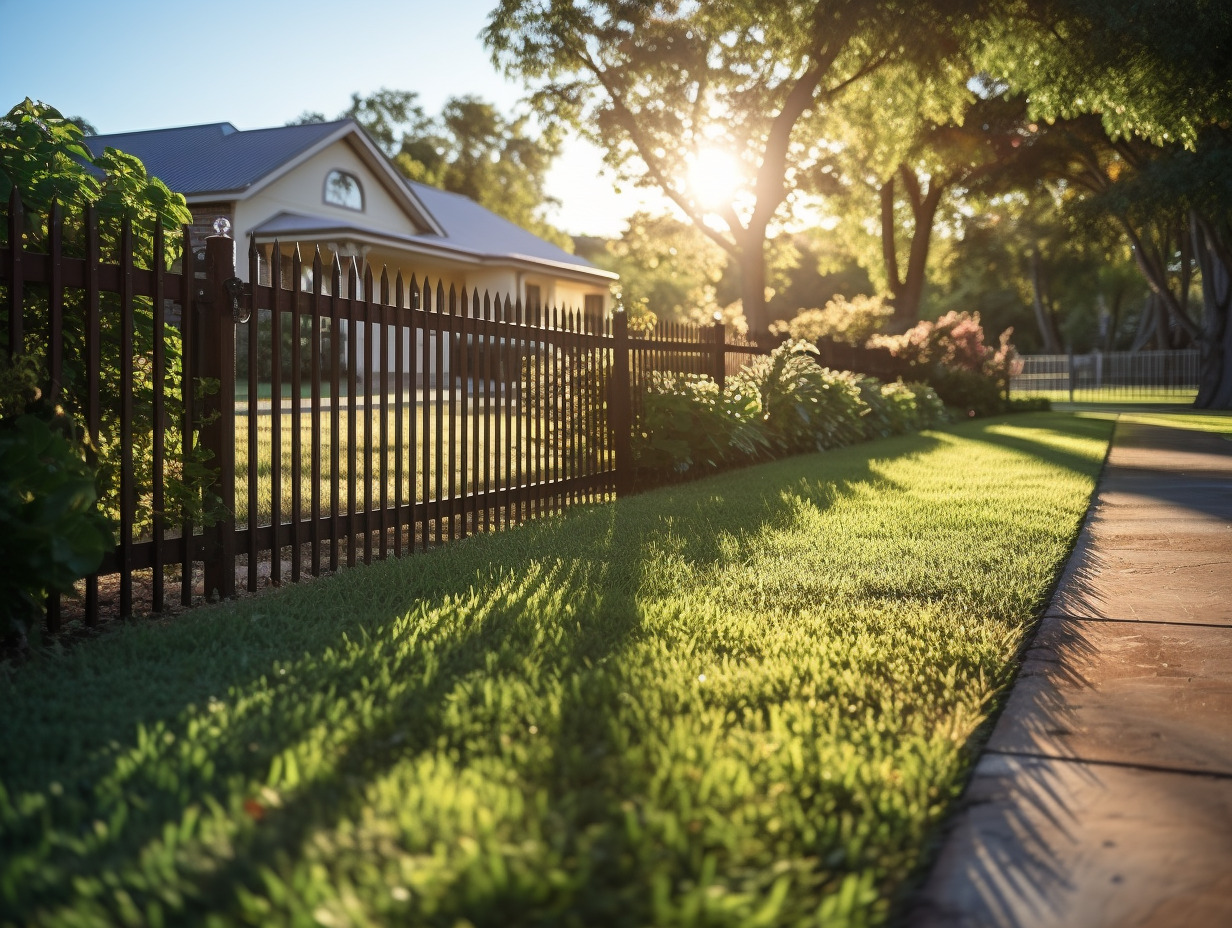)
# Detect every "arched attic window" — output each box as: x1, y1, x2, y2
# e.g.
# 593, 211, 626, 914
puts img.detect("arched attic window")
324, 170, 364, 211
